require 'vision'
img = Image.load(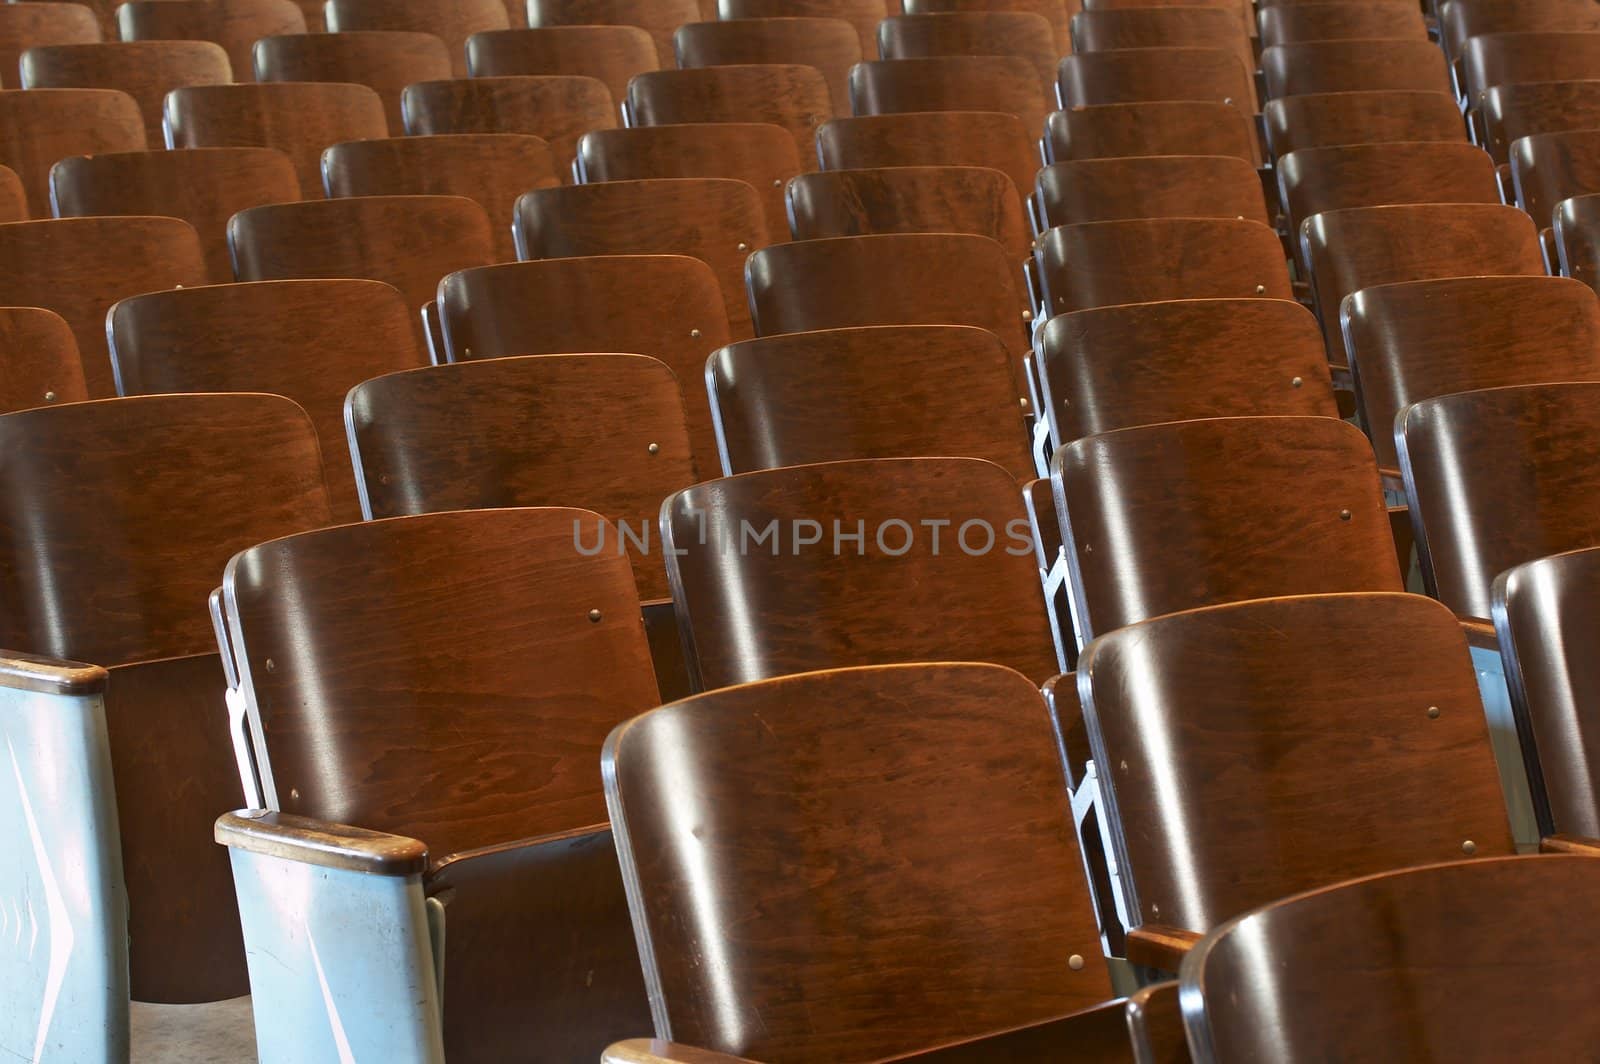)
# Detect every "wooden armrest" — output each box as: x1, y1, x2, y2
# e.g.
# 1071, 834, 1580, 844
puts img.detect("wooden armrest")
1380, 468, 1405, 495
1328, 365, 1355, 393
1540, 834, 1600, 856
603, 1040, 761, 1064
1457, 616, 1498, 652
1126, 924, 1203, 972
1126, 981, 1186, 1064
0, 649, 107, 695
215, 809, 428, 875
